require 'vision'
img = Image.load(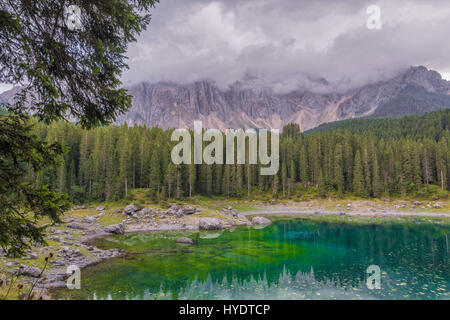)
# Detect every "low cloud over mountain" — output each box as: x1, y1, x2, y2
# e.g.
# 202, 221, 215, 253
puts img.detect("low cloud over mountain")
123, 0, 450, 93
